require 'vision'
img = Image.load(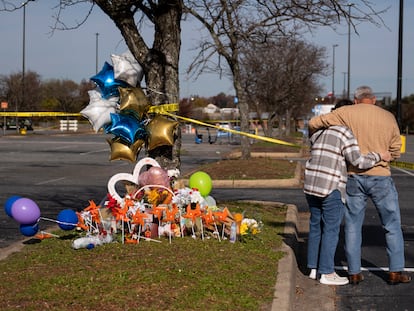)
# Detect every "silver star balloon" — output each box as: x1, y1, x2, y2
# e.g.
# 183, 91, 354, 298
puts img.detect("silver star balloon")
111, 51, 144, 87
81, 90, 119, 132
